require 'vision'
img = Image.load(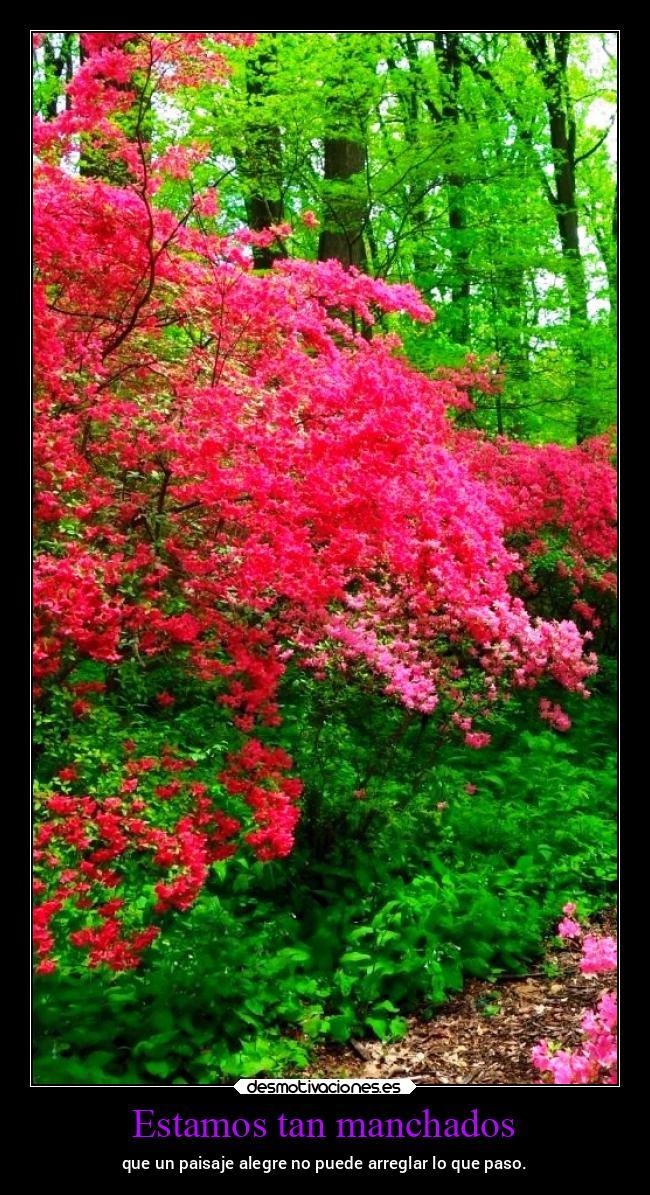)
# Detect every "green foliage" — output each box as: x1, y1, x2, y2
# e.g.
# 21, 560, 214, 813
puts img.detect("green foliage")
34, 669, 616, 1084
174, 31, 616, 443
